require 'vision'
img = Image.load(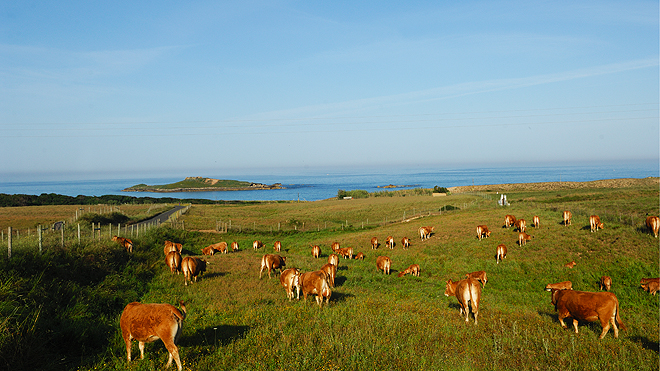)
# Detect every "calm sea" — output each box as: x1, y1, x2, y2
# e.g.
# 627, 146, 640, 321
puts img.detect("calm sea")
0, 162, 657, 202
